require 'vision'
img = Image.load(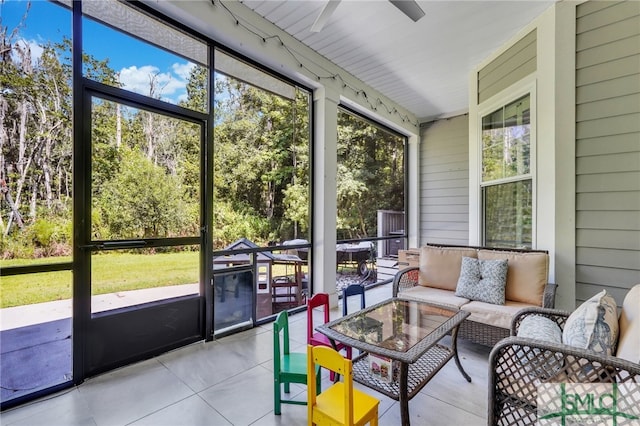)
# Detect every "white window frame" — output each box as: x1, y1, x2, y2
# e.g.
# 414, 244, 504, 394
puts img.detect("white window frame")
476, 81, 537, 248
